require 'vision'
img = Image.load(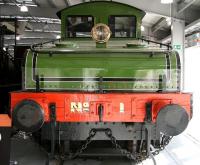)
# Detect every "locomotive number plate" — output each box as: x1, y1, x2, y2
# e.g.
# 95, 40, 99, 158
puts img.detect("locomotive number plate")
70, 102, 90, 112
